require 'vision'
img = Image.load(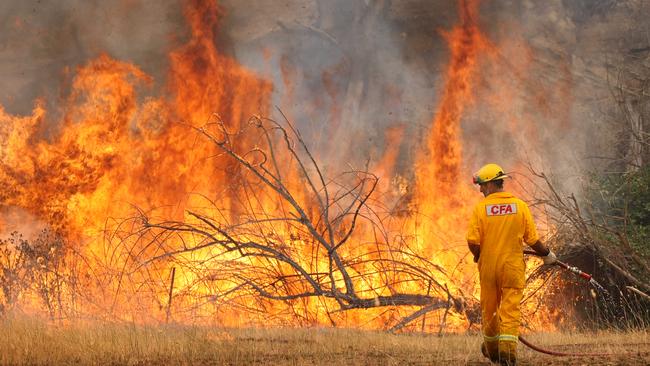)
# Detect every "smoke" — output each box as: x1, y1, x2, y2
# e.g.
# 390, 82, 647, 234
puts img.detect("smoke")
462, 0, 645, 192
217, 0, 638, 193
0, 0, 183, 117
217, 0, 460, 178
0, 0, 643, 192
